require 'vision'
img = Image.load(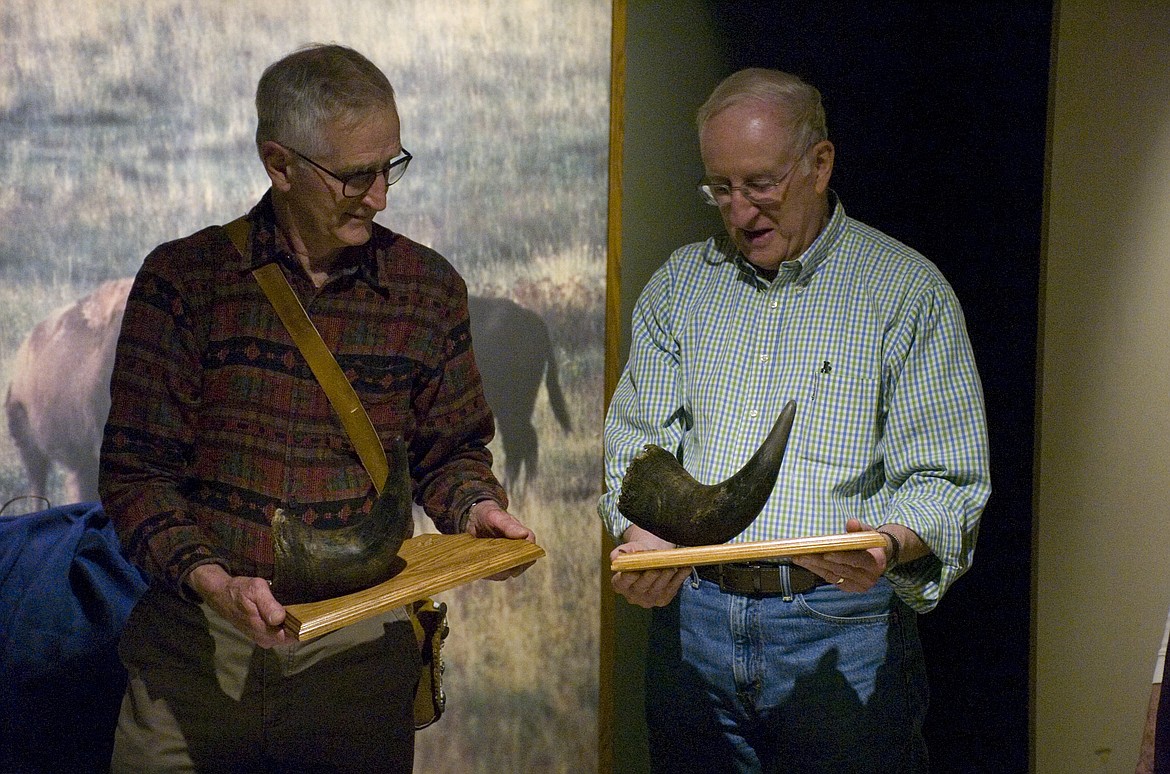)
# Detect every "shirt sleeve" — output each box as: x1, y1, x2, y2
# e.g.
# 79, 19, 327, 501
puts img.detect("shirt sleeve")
598, 262, 686, 542
877, 278, 991, 611
98, 257, 226, 596
409, 278, 507, 534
